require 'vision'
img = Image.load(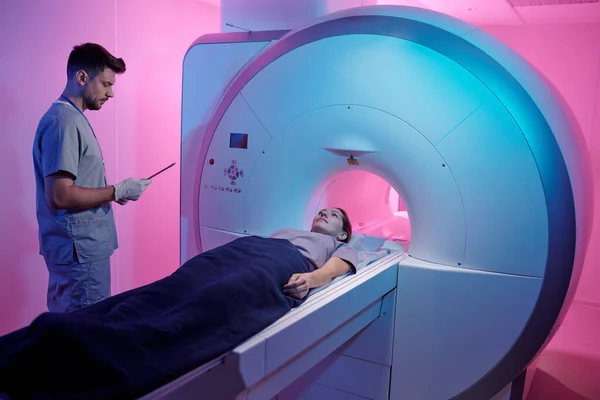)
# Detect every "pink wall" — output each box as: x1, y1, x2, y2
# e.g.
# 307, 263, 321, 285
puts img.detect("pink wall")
0, 0, 219, 336
221, 0, 378, 32
112, 0, 219, 293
